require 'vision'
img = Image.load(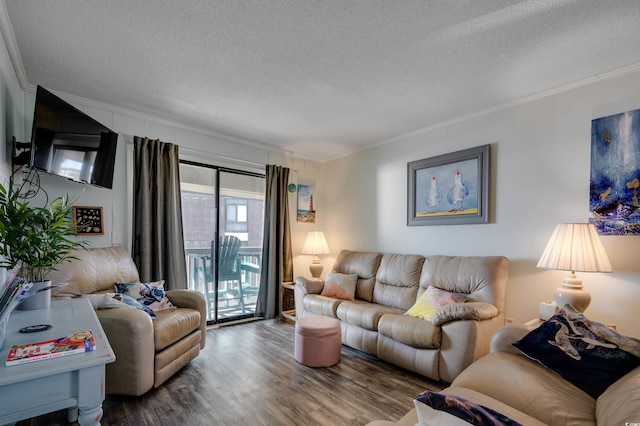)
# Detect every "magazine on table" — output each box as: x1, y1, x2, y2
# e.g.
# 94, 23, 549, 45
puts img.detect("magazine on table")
5, 329, 96, 366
